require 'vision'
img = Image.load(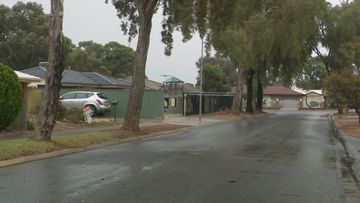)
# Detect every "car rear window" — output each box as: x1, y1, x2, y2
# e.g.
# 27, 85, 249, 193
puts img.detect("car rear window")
97, 93, 107, 99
